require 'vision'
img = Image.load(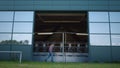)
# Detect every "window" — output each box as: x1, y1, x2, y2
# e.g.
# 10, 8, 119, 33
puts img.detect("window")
13, 34, 32, 45
0, 11, 34, 45
14, 11, 34, 21
89, 23, 110, 33
90, 35, 110, 46
111, 23, 120, 33
89, 12, 109, 22
111, 35, 120, 46
13, 11, 34, 45
0, 34, 11, 44
110, 12, 120, 22
13, 22, 33, 33
0, 11, 14, 21
0, 23, 12, 32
